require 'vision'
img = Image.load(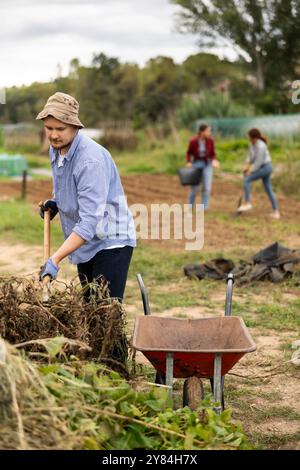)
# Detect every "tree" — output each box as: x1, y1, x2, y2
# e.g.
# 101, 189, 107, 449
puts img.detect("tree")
137, 56, 185, 123
115, 63, 140, 120
171, 0, 300, 91
77, 53, 122, 126
182, 53, 246, 91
